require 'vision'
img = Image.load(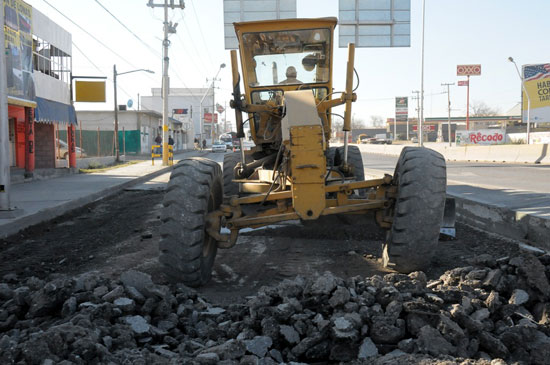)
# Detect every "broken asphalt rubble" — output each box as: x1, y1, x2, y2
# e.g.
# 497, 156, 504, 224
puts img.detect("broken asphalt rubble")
0, 251, 549, 364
